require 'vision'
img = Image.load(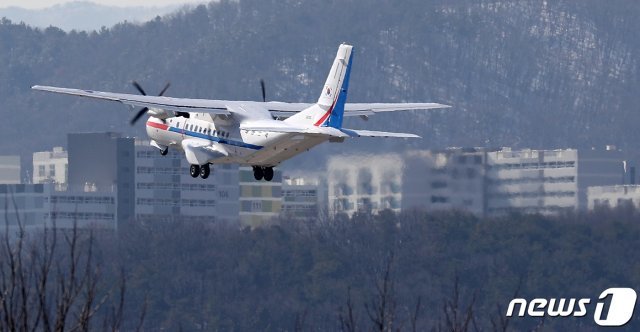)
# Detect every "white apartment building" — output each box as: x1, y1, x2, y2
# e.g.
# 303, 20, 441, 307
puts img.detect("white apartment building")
587, 185, 640, 210
485, 149, 578, 215
328, 154, 404, 217
135, 140, 240, 223
33, 147, 68, 185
